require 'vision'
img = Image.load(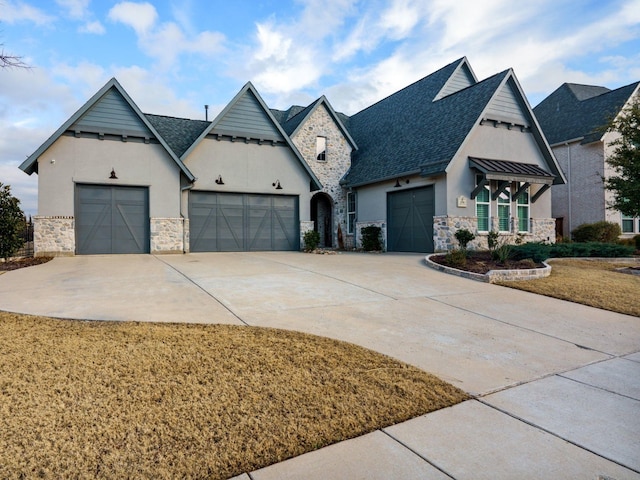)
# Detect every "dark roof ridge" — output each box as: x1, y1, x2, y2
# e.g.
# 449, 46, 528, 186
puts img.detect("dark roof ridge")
351, 57, 466, 118
145, 112, 210, 123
